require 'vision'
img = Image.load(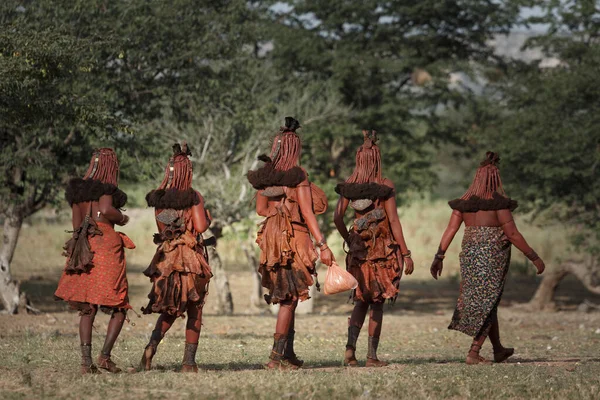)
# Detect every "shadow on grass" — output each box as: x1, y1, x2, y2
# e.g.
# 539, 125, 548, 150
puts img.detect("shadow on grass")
15, 269, 600, 315
508, 357, 600, 364
314, 274, 600, 315
143, 362, 267, 372
213, 332, 273, 340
